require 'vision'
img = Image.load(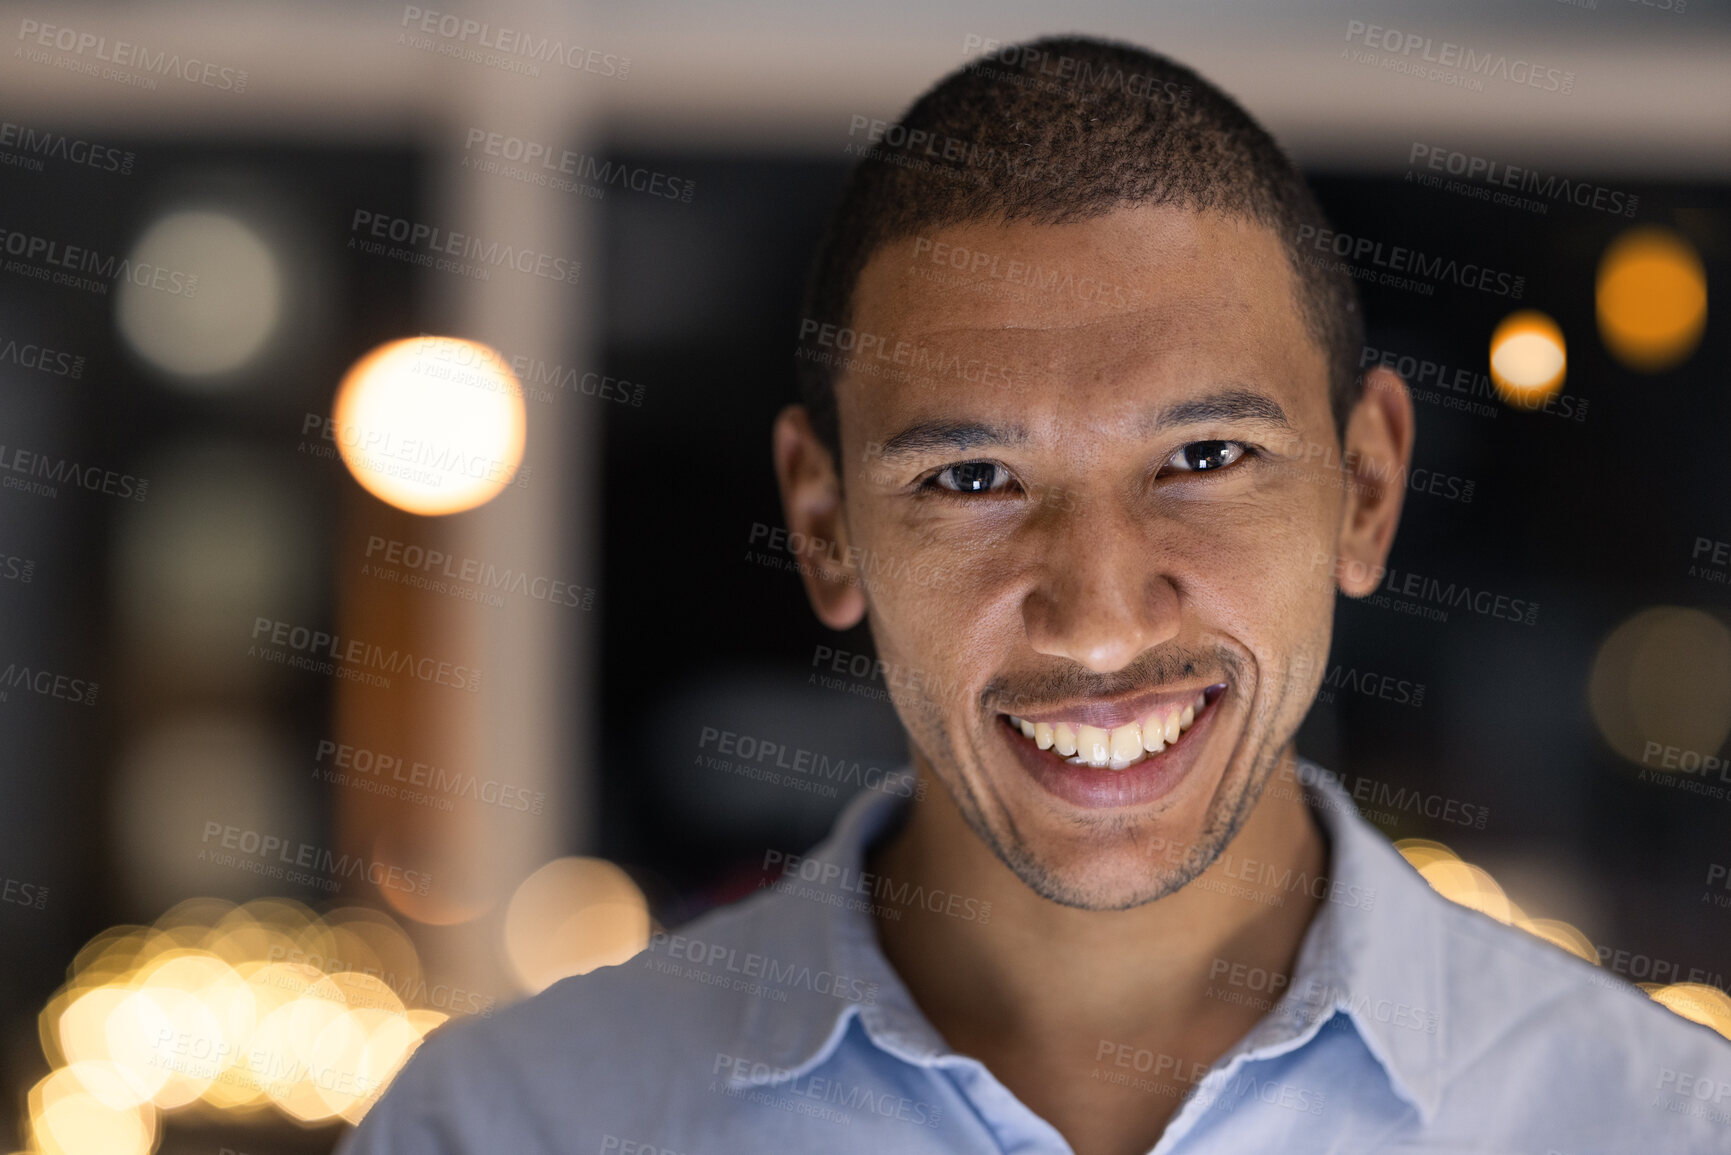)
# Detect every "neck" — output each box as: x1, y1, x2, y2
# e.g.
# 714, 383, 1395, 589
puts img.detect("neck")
868, 746, 1328, 1051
